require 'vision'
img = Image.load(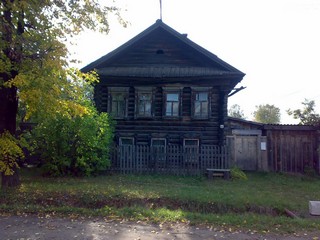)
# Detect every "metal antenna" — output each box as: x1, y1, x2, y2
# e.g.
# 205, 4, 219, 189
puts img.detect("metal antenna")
159, 0, 162, 20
